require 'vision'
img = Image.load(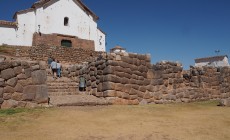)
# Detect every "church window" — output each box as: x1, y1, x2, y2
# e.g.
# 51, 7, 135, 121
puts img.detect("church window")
64, 17, 69, 26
